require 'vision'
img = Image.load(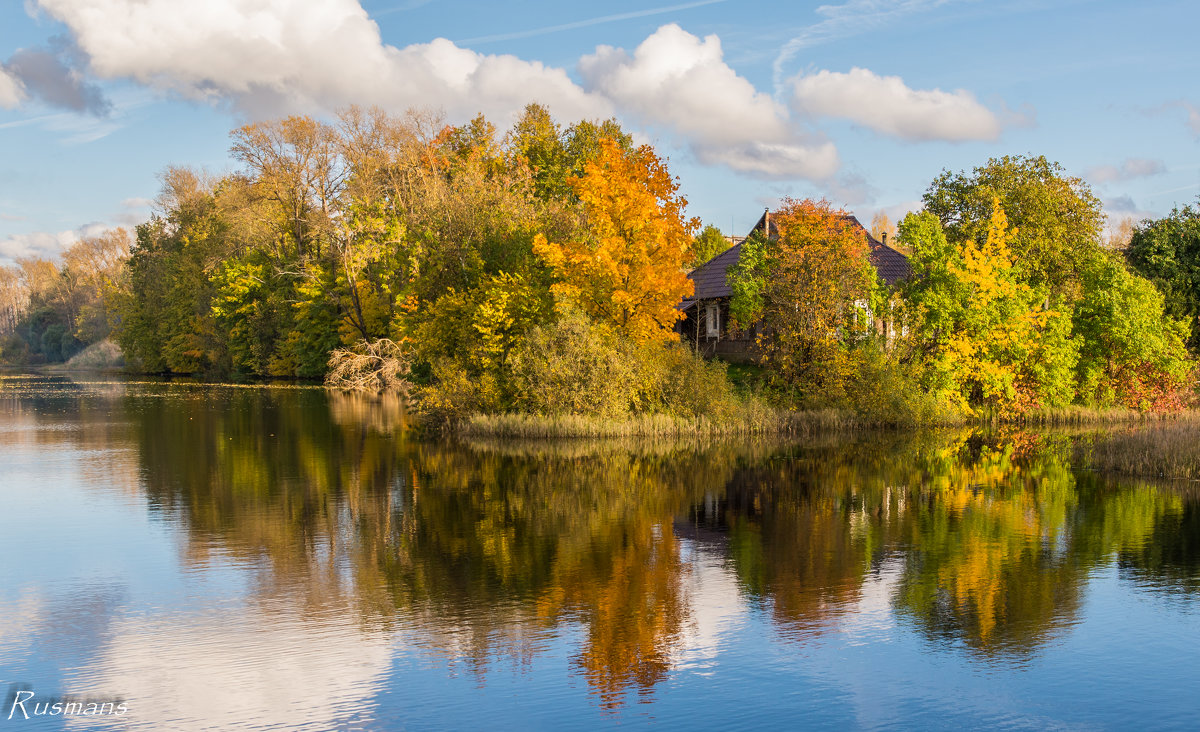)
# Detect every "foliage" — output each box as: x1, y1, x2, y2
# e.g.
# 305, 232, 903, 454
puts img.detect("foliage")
842, 338, 963, 425
900, 201, 1078, 416
688, 224, 730, 269
534, 139, 698, 343
726, 229, 771, 329
413, 271, 552, 373
726, 198, 875, 399
0, 229, 131, 364
505, 310, 642, 419
510, 102, 634, 201
922, 154, 1104, 296
1125, 199, 1200, 351
1073, 250, 1193, 410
